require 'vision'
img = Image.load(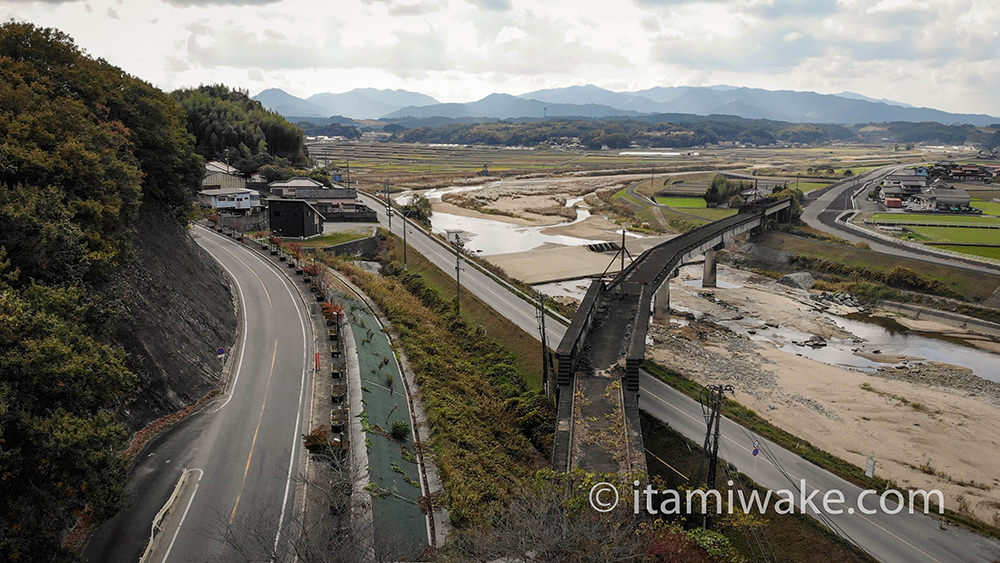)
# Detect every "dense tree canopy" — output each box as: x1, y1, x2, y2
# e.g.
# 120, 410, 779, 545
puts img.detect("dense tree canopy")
173, 84, 308, 173
0, 22, 203, 561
